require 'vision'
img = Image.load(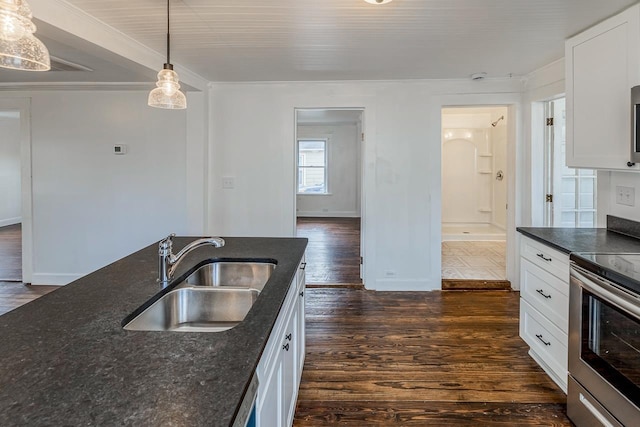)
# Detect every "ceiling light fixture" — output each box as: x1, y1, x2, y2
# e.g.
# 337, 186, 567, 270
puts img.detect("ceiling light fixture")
148, 0, 186, 110
0, 0, 50, 71
364, 0, 393, 4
